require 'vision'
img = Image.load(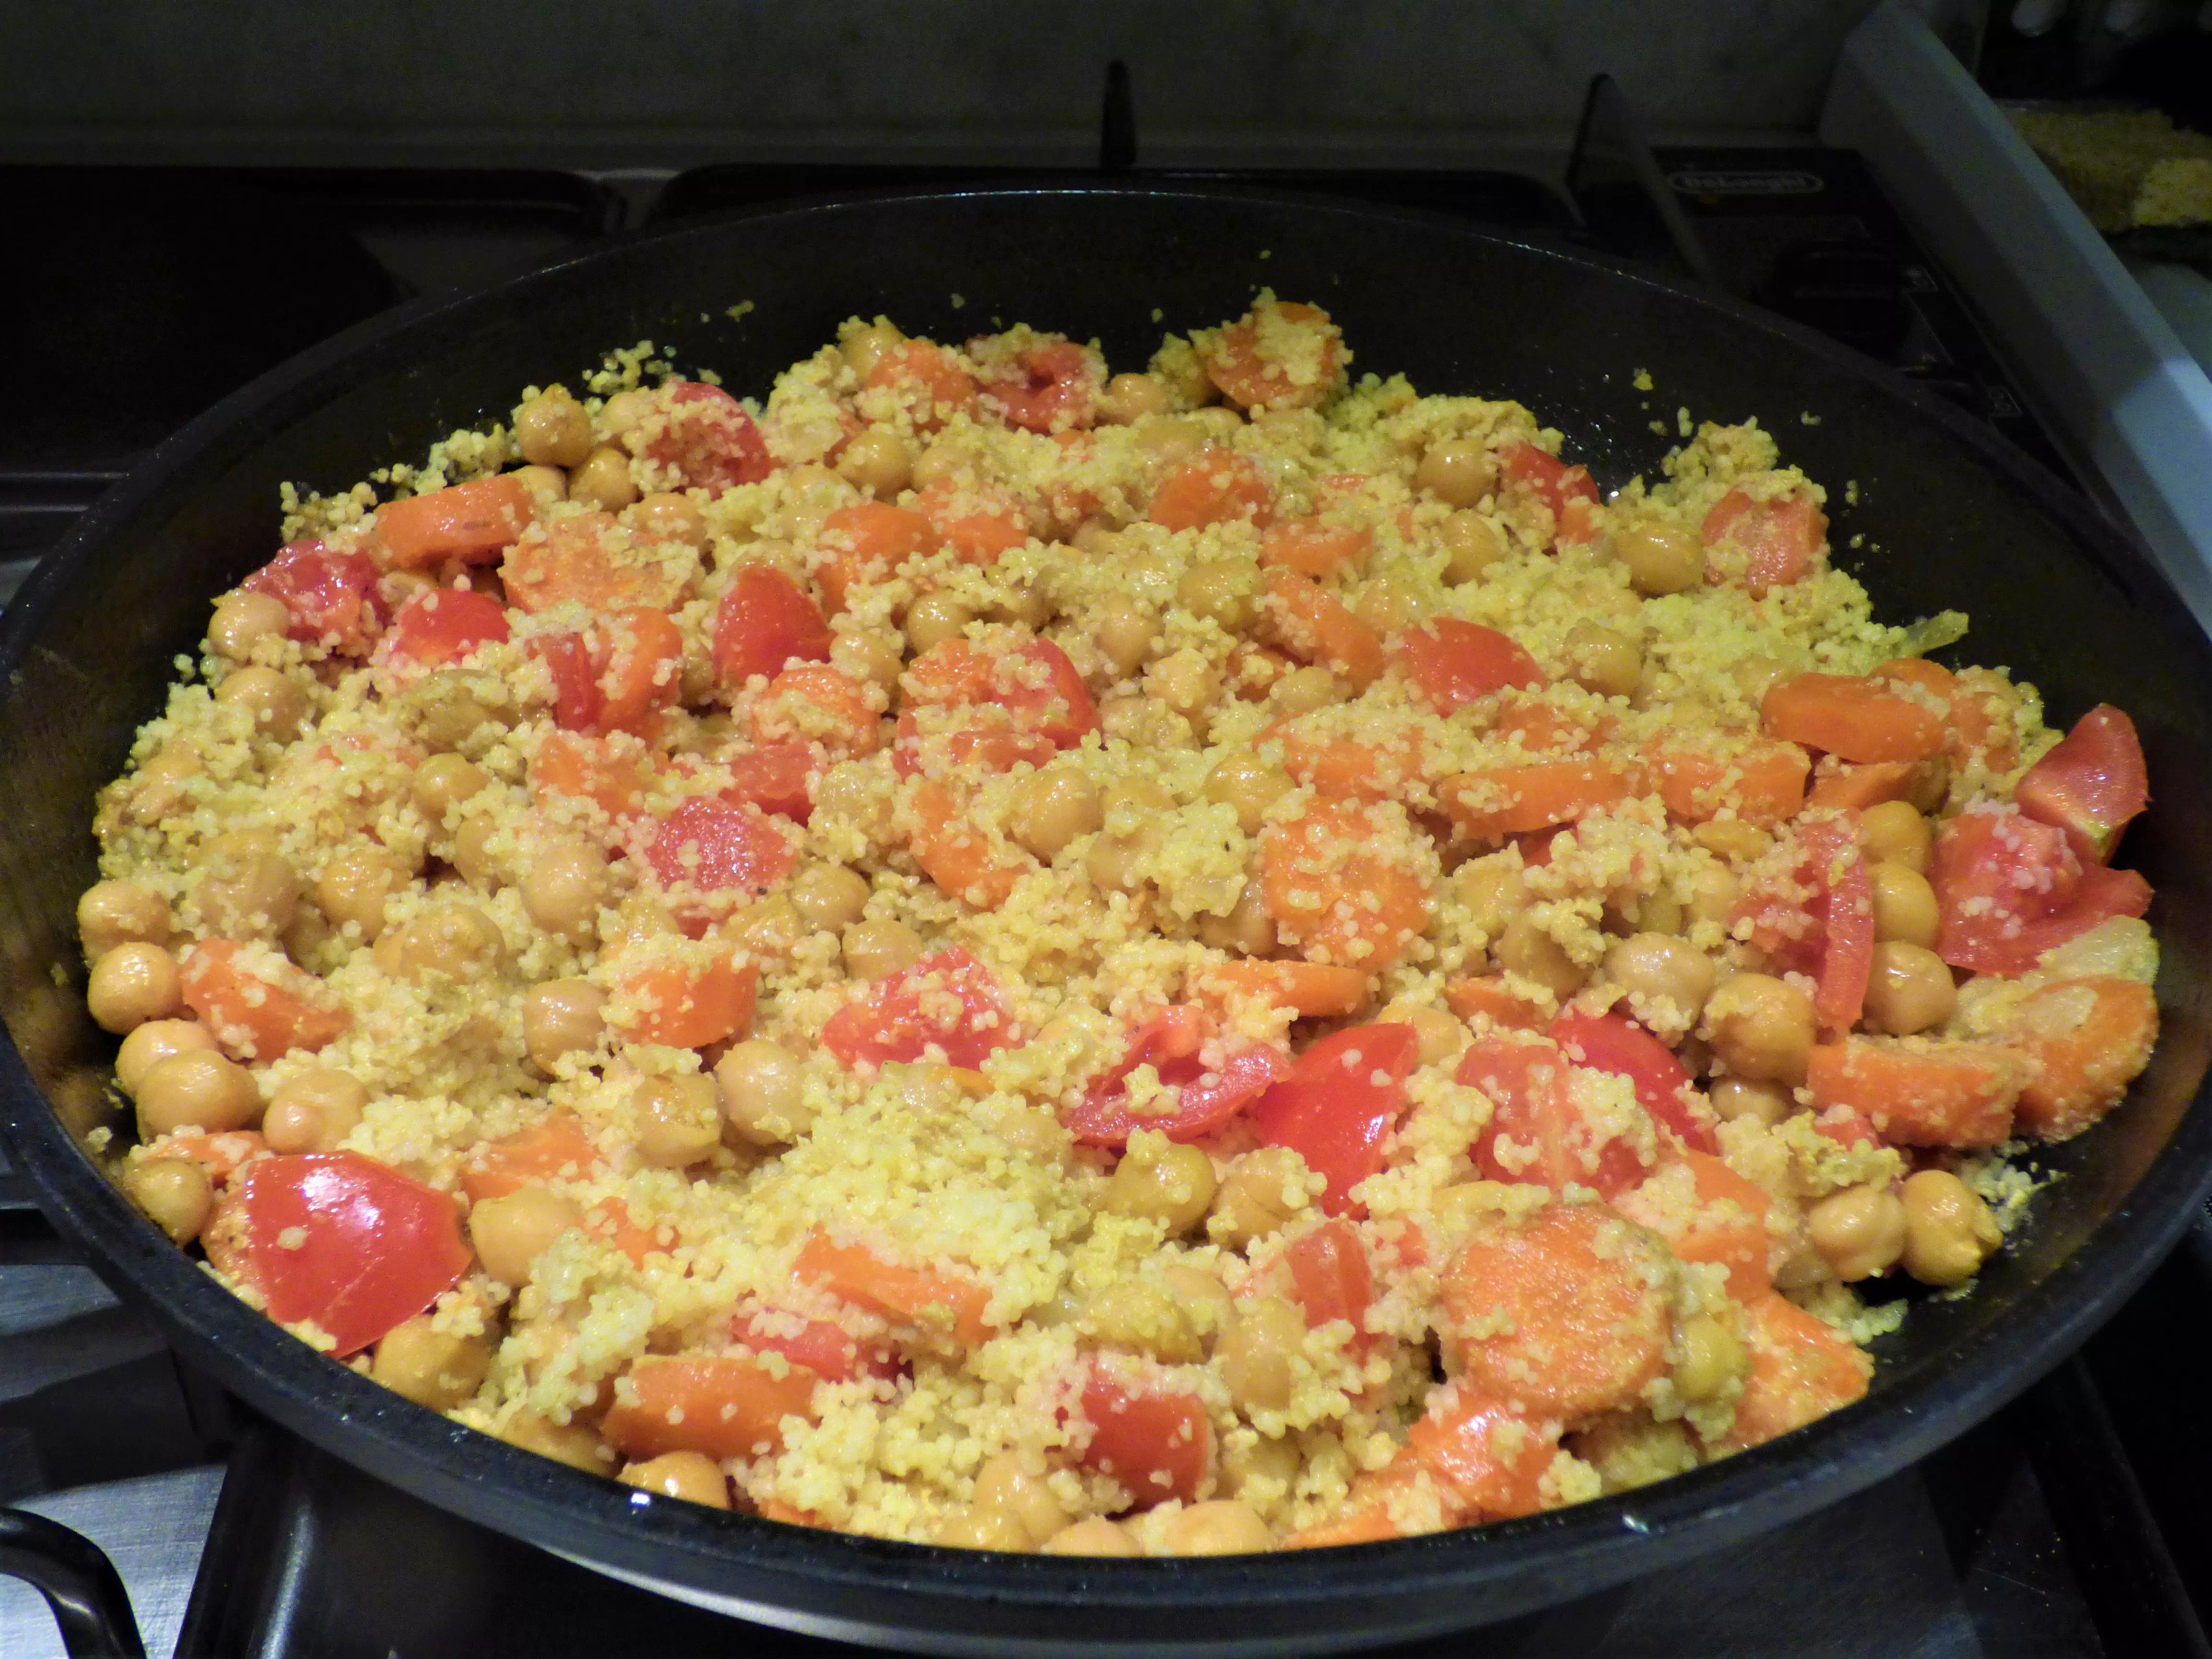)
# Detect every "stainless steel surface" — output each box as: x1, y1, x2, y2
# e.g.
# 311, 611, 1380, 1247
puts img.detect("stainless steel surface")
0, 1469, 223, 1659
